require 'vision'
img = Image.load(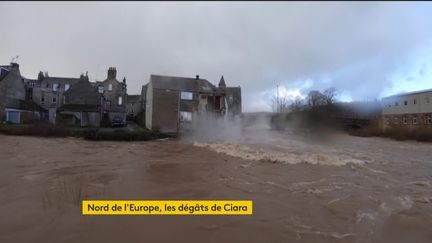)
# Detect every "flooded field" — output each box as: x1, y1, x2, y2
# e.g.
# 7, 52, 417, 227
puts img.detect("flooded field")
0, 131, 432, 243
